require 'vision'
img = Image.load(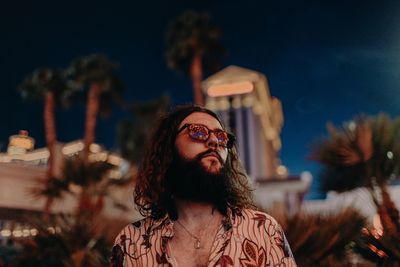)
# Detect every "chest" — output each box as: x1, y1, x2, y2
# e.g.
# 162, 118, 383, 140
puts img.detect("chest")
168, 233, 215, 267
170, 244, 210, 267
